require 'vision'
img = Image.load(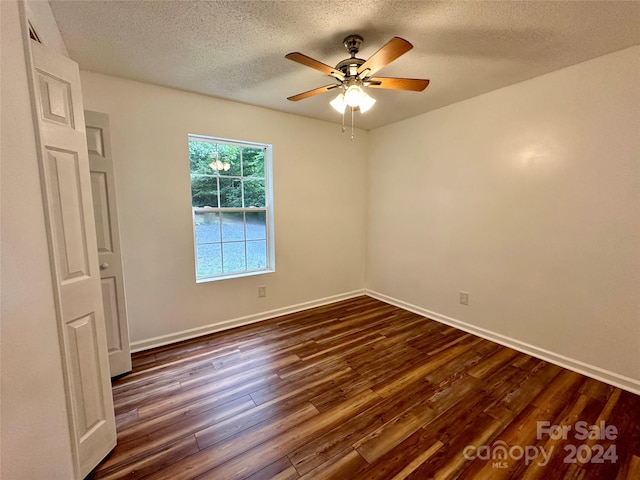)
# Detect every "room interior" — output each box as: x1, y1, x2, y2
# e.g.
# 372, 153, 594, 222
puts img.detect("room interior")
2, 0, 639, 478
